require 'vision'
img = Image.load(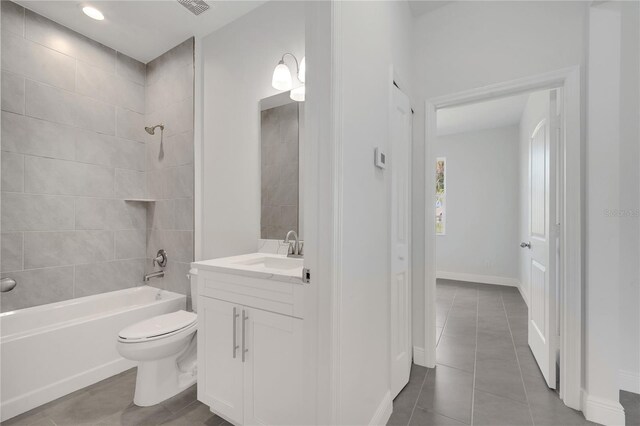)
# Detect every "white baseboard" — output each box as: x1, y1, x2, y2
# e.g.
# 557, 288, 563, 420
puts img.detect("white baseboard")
581, 389, 626, 426
436, 271, 520, 287
619, 370, 640, 394
413, 346, 426, 367
369, 390, 392, 426
517, 283, 529, 306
